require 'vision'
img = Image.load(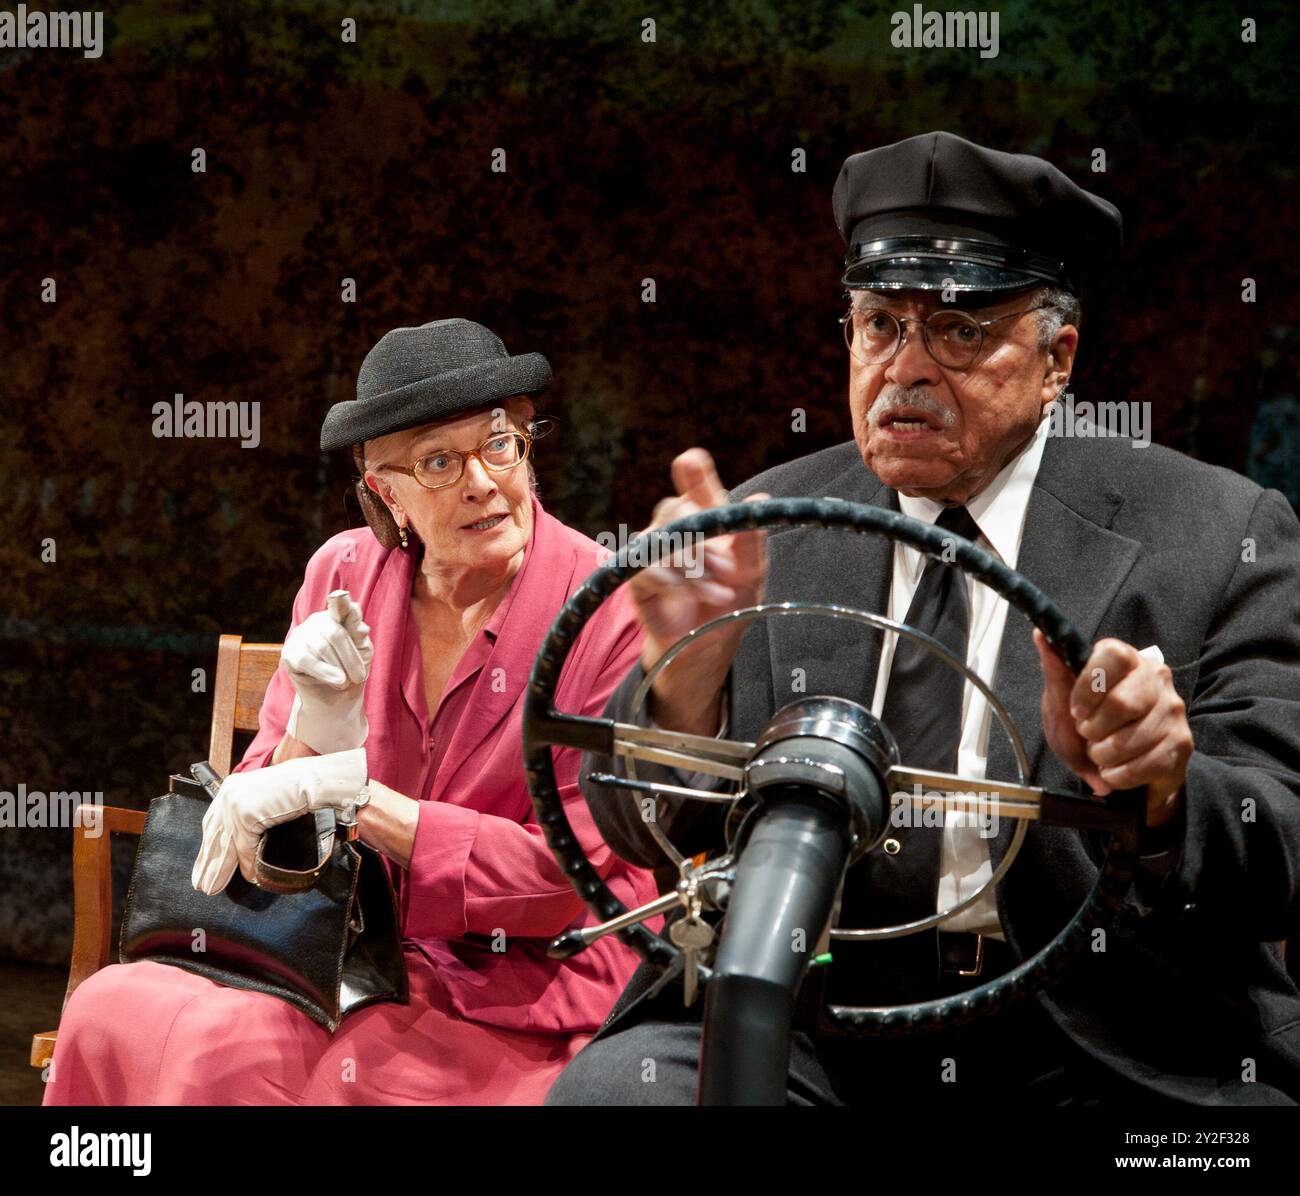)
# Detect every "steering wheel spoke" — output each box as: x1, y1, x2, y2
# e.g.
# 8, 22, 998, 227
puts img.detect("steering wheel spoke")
886, 765, 1047, 823
586, 771, 743, 805
523, 709, 616, 755
1039, 784, 1146, 835
885, 767, 1143, 834
609, 721, 754, 783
